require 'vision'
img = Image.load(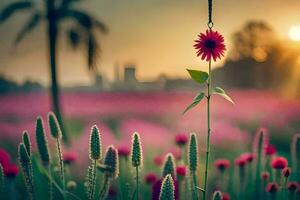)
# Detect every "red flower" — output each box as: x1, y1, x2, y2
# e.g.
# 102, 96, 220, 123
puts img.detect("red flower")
240, 153, 255, 163
271, 157, 288, 170
287, 182, 298, 192
194, 29, 226, 61
176, 165, 187, 177
117, 146, 130, 157
266, 182, 279, 193
3, 164, 19, 178
265, 144, 277, 156
63, 151, 77, 165
282, 167, 291, 178
0, 148, 10, 168
261, 172, 270, 181
175, 134, 188, 146
214, 159, 230, 171
222, 193, 231, 200
144, 173, 158, 185
153, 155, 164, 166
234, 157, 246, 167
